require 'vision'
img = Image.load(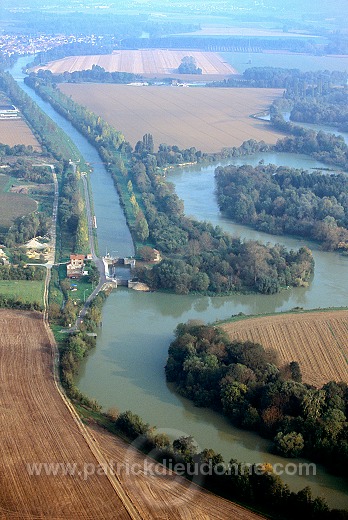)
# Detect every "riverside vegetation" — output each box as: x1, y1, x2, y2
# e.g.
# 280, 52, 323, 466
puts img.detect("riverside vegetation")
215, 164, 348, 252
0, 72, 89, 311
166, 322, 348, 477
25, 74, 315, 295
